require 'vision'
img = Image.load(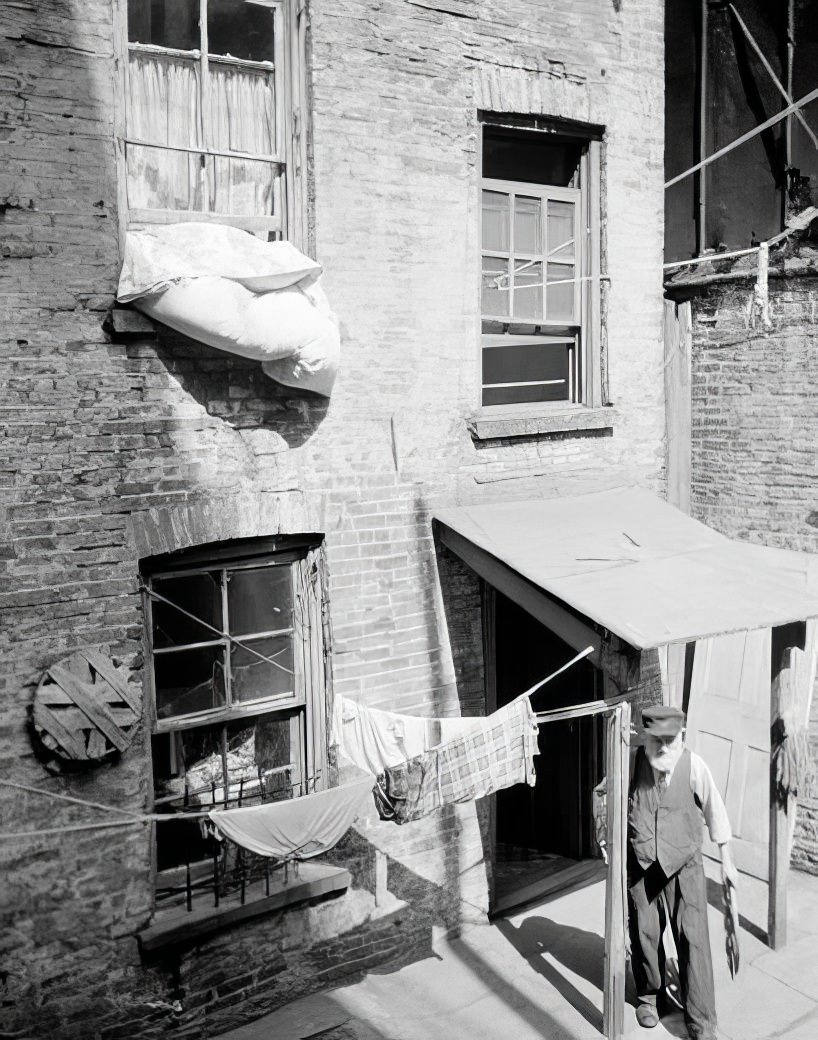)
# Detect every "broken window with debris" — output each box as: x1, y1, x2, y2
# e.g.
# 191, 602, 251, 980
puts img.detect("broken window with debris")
141, 537, 330, 907
122, 0, 307, 242
480, 116, 603, 411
